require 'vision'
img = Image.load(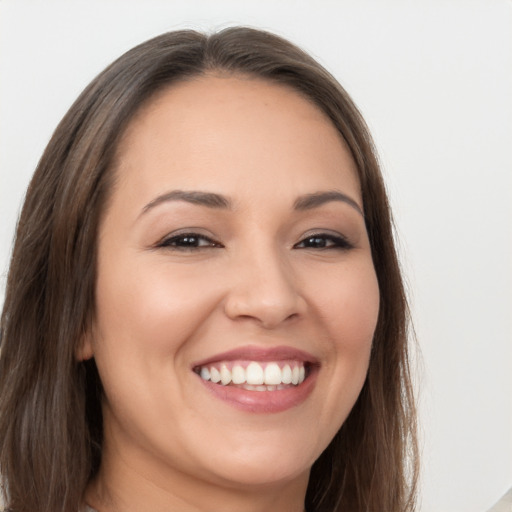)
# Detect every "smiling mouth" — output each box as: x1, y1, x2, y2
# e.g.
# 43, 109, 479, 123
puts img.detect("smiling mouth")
191, 346, 318, 412
193, 360, 310, 391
